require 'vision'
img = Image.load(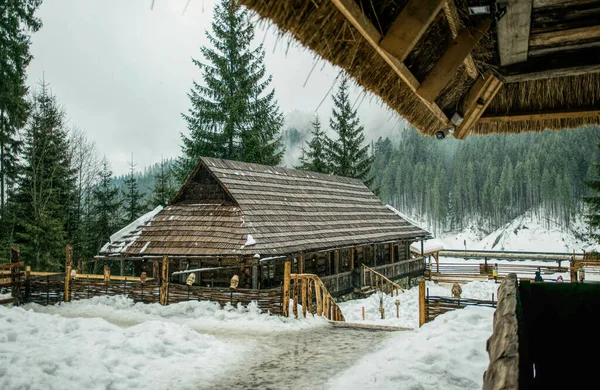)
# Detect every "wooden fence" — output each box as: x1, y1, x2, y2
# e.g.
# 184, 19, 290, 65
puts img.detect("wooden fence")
362, 264, 404, 296
0, 247, 24, 306
417, 280, 497, 326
